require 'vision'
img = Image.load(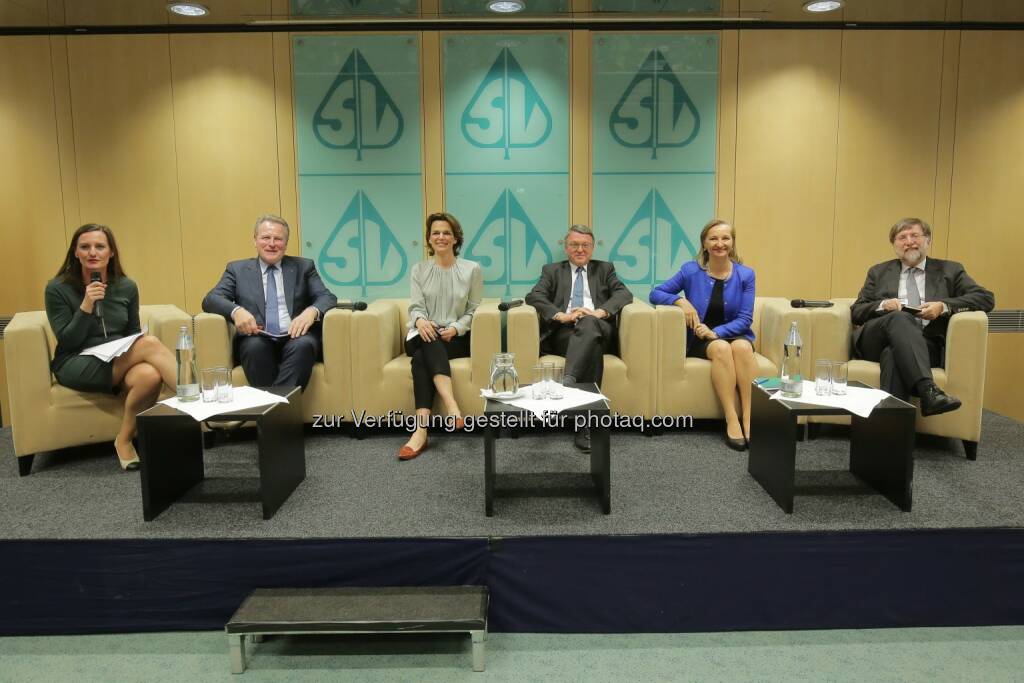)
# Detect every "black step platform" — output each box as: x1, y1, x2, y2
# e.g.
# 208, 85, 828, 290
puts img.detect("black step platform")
225, 586, 489, 673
